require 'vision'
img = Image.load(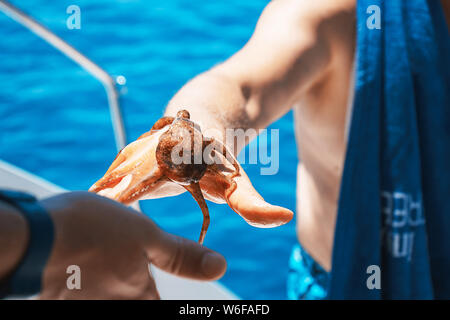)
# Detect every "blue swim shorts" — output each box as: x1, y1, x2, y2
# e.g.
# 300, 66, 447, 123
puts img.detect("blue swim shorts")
287, 243, 330, 300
